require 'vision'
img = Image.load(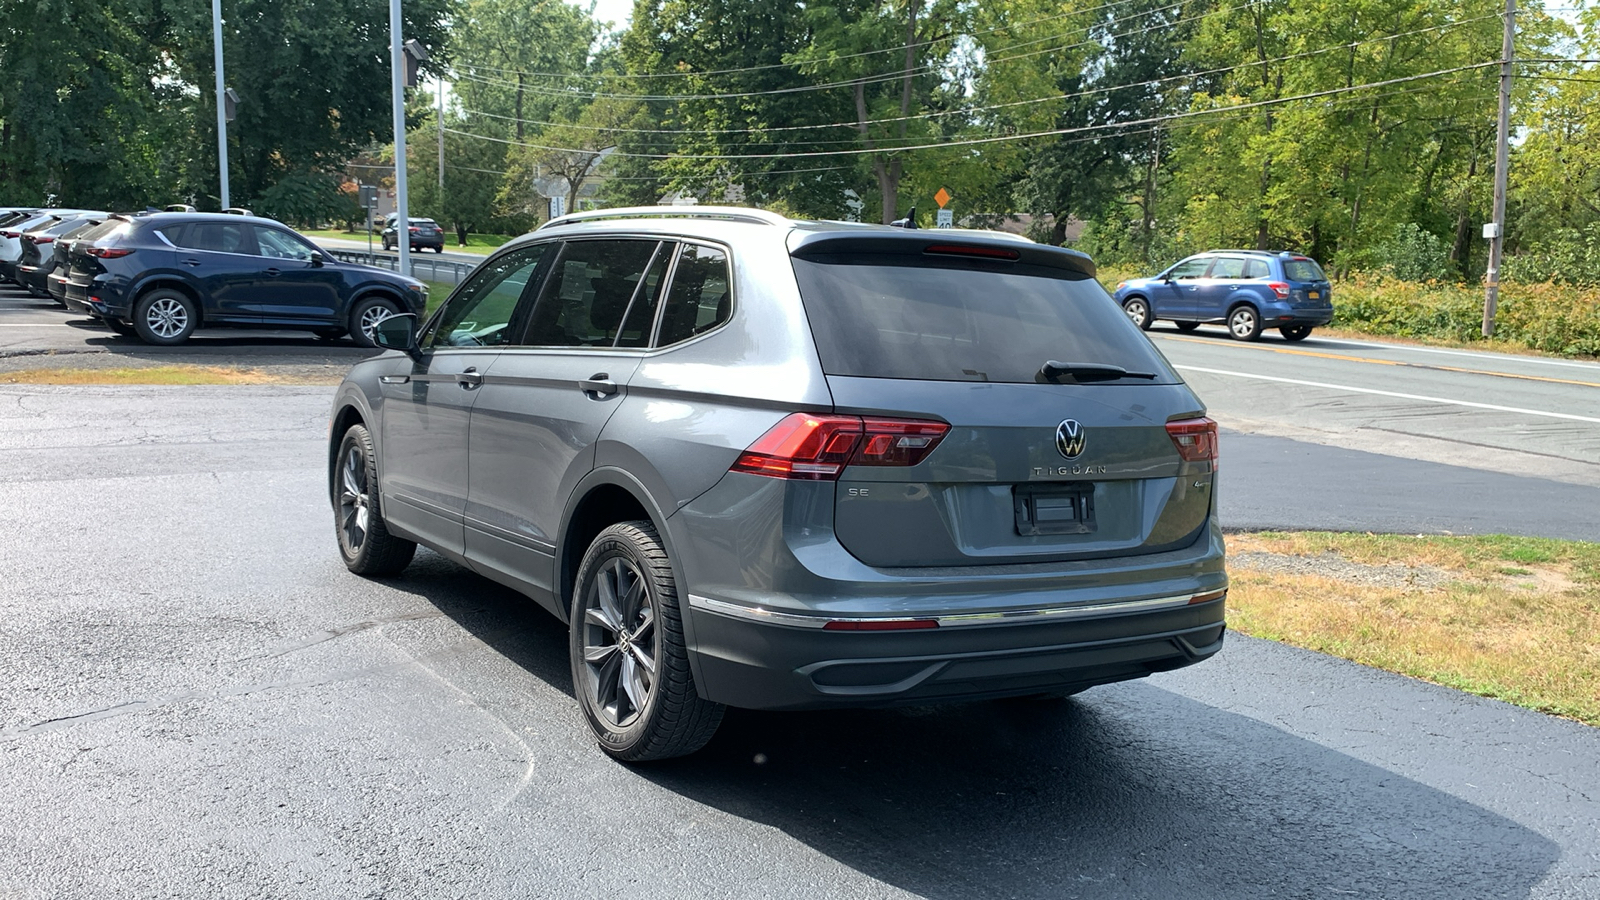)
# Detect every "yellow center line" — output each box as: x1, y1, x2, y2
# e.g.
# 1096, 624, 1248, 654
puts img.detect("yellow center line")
1156, 335, 1600, 389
